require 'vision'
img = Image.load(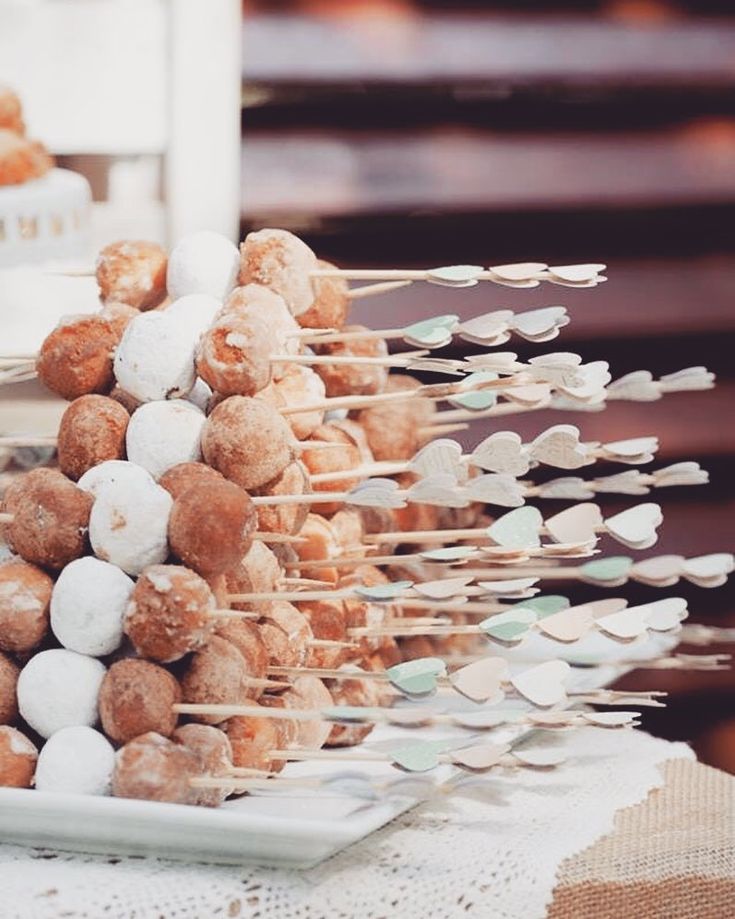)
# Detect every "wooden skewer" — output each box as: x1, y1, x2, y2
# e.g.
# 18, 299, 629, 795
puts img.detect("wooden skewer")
270, 351, 430, 368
